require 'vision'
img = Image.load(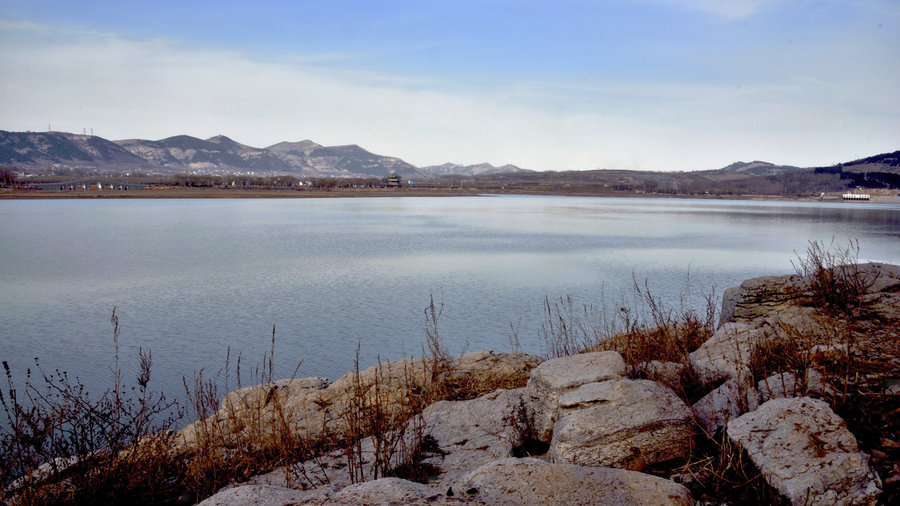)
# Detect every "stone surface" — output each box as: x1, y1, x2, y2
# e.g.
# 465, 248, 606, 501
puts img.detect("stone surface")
718, 273, 801, 327
327, 477, 439, 504
689, 322, 767, 385
454, 457, 693, 505
638, 360, 685, 386
249, 387, 525, 491
757, 369, 830, 402
523, 351, 626, 441
691, 372, 759, 437
718, 263, 900, 327
177, 350, 540, 450
548, 378, 694, 469
197, 484, 335, 505
417, 388, 523, 485
727, 397, 882, 505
